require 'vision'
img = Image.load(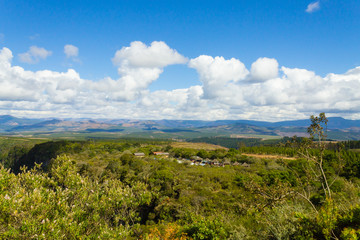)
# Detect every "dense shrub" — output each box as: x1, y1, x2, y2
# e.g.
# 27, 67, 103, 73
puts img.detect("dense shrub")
1, 137, 360, 239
